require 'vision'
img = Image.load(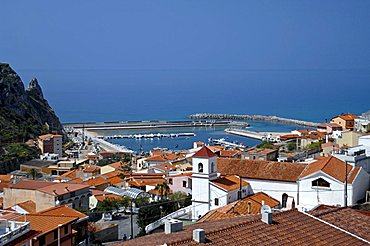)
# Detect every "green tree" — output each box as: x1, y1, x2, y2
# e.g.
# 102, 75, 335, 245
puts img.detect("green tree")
95, 197, 129, 212
28, 168, 41, 180
168, 192, 192, 209
154, 182, 170, 200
